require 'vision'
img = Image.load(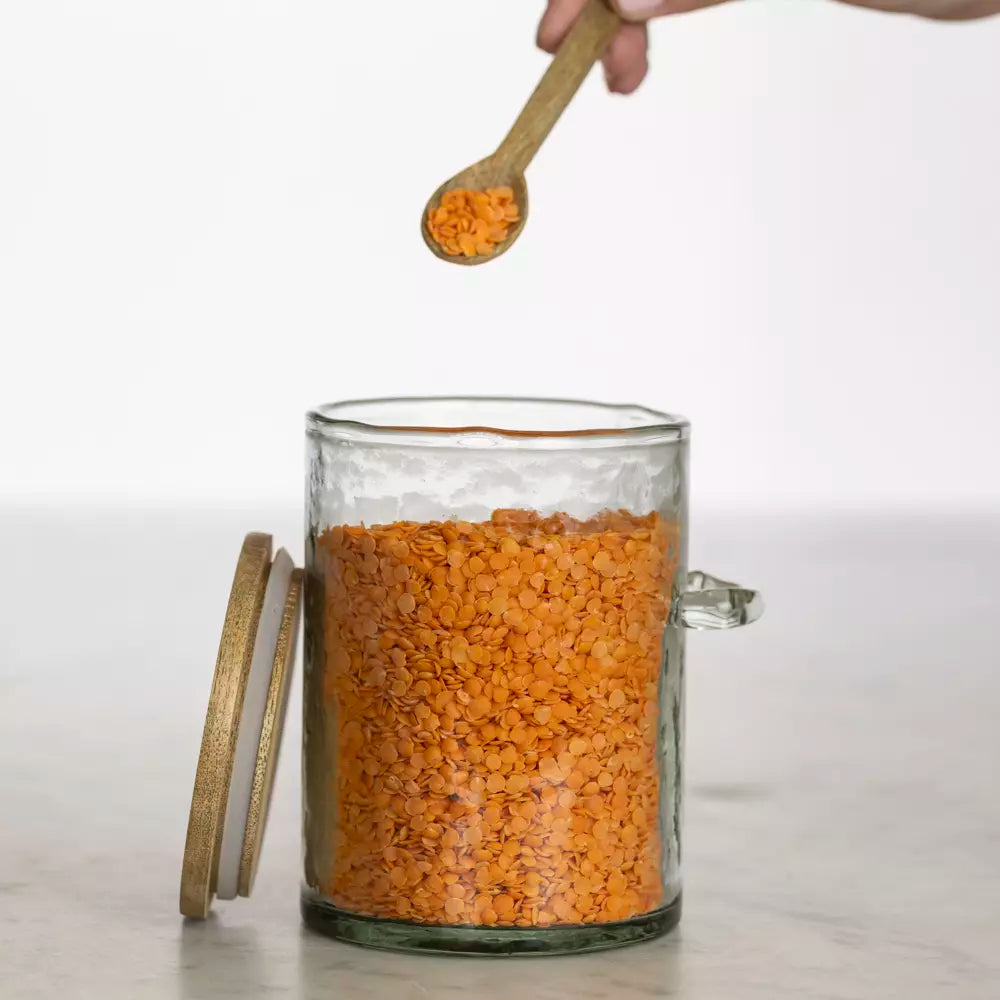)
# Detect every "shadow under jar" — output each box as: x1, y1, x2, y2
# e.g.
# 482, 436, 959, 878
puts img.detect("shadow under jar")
301, 398, 760, 956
